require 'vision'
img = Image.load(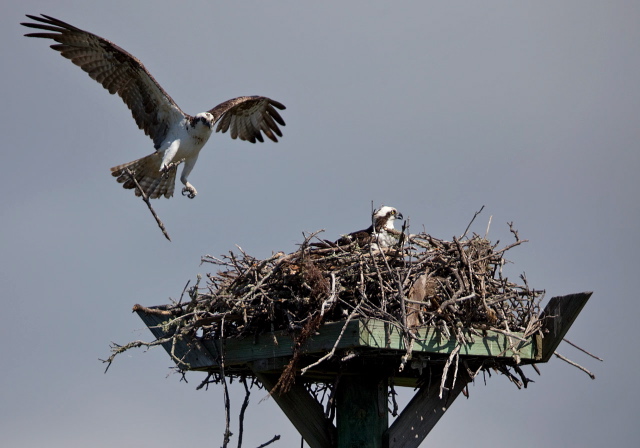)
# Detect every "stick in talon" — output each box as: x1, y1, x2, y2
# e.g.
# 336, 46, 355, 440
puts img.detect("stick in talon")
124, 168, 172, 241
